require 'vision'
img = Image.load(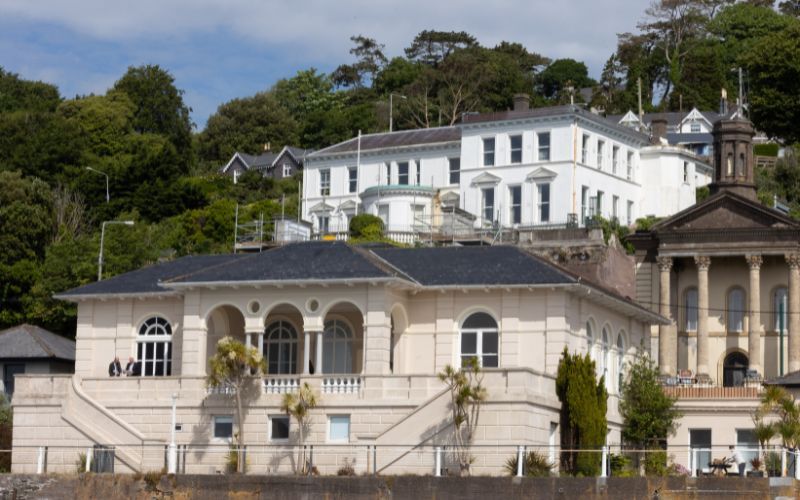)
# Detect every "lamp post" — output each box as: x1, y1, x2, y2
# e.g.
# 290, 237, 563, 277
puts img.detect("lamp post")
85, 167, 110, 203
98, 220, 134, 281
168, 392, 178, 474
389, 93, 407, 133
